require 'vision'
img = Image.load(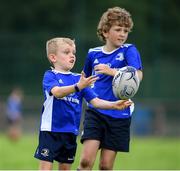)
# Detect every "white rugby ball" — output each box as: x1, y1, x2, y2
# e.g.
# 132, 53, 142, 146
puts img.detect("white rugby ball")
112, 66, 140, 100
